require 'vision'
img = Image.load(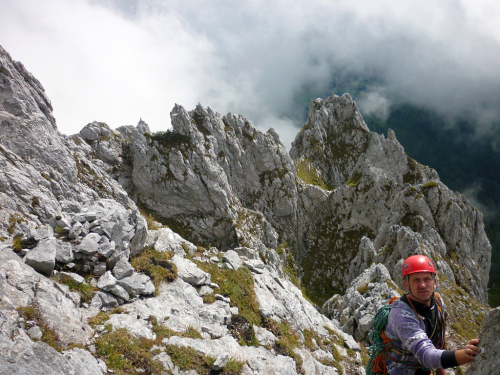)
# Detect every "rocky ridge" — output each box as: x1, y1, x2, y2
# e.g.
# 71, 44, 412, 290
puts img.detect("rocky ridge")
0, 44, 497, 375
